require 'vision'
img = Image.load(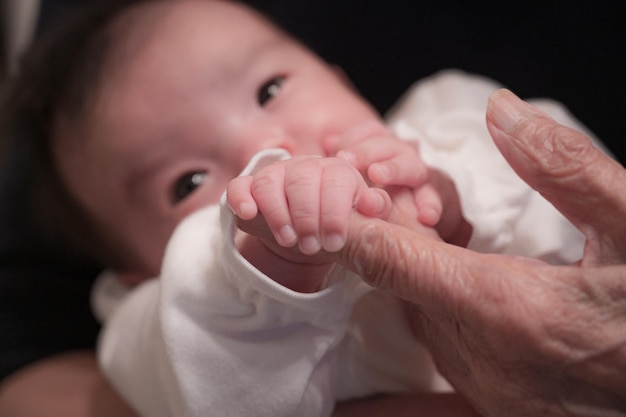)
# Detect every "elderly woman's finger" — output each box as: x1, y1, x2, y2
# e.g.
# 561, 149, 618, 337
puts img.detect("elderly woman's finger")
486, 89, 626, 264
338, 212, 489, 309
